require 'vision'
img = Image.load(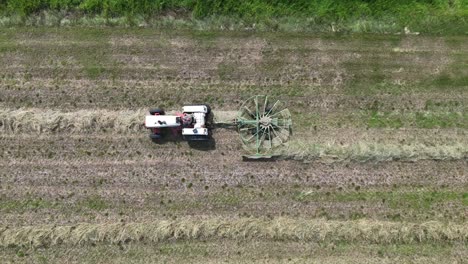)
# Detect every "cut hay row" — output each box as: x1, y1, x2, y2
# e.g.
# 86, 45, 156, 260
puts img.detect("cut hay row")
0, 108, 147, 134
284, 141, 468, 162
0, 108, 238, 134
1, 108, 466, 161
1, 218, 467, 248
